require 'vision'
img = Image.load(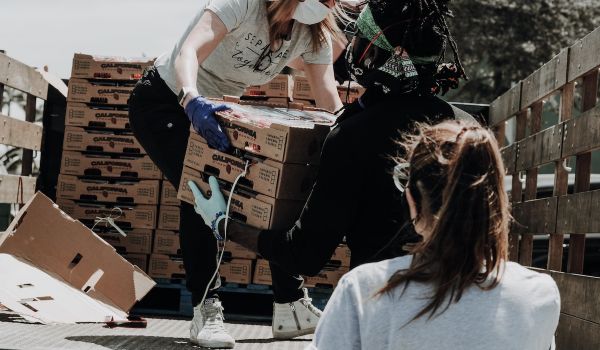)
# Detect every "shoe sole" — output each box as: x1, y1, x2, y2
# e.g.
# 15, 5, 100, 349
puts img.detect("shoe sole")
272, 326, 316, 340
190, 338, 235, 349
